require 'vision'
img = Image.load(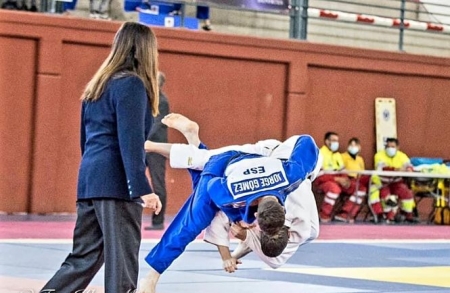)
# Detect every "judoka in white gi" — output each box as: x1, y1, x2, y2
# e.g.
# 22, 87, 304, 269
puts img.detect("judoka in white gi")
139, 114, 320, 293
